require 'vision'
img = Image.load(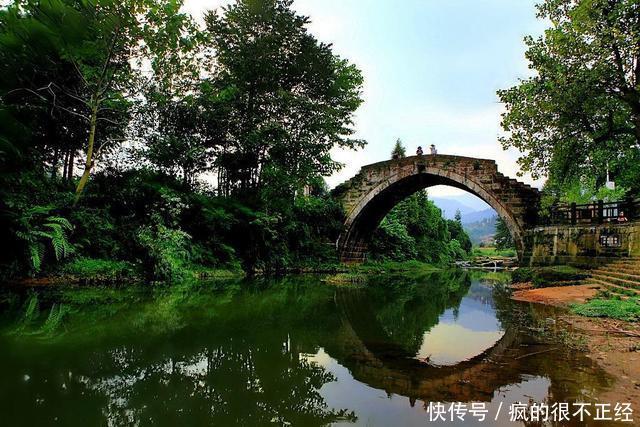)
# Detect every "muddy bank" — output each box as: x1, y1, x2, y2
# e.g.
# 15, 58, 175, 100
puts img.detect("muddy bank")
511, 282, 640, 408
511, 283, 600, 306
560, 315, 640, 408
